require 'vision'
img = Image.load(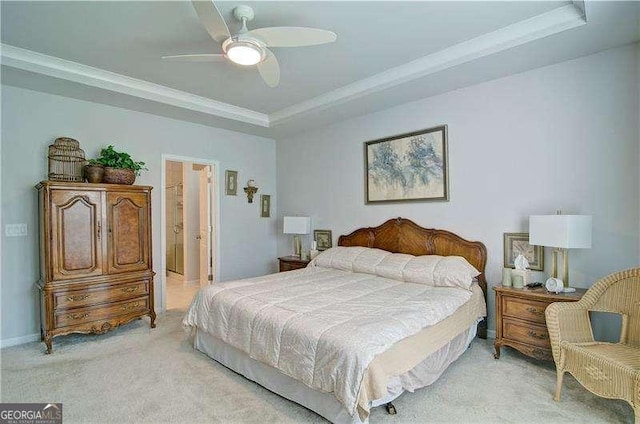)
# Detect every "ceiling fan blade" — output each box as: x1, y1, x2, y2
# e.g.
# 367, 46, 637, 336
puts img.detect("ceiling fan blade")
162, 54, 225, 62
247, 27, 337, 48
257, 49, 280, 88
191, 1, 231, 44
